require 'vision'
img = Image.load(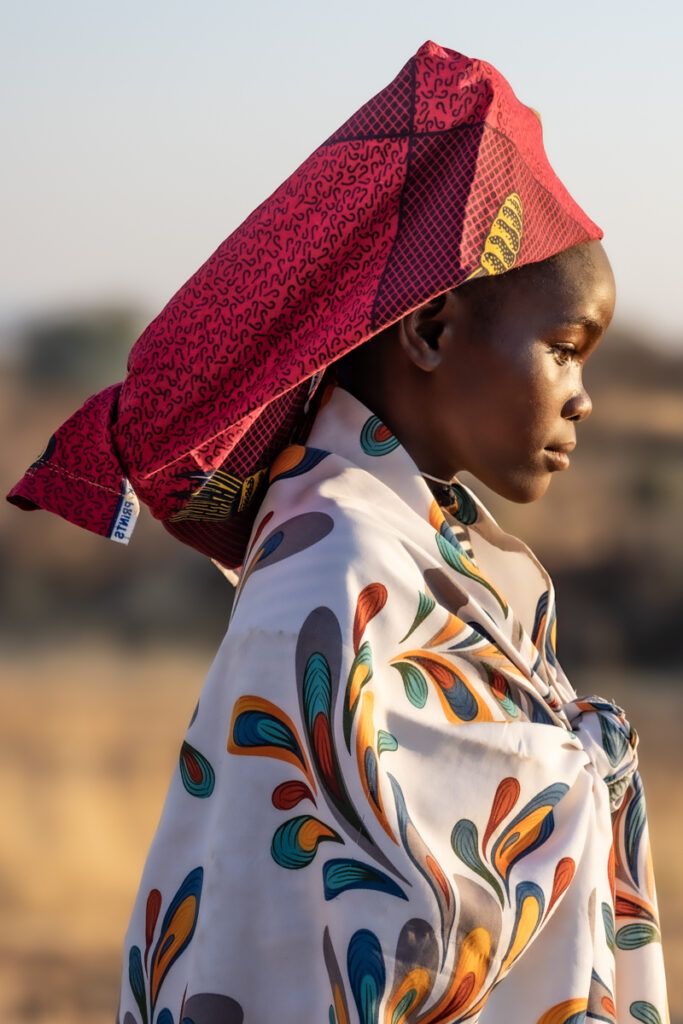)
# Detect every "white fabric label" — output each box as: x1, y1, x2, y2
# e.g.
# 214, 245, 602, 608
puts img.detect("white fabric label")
109, 480, 139, 545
